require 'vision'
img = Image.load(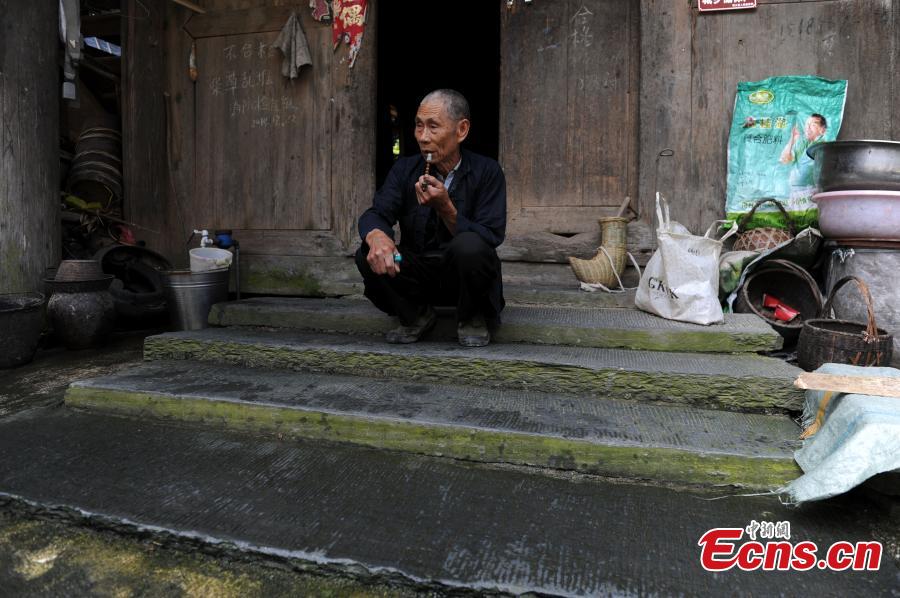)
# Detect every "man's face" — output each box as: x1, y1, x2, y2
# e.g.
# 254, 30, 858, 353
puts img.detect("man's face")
414, 100, 468, 167
805, 117, 825, 141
